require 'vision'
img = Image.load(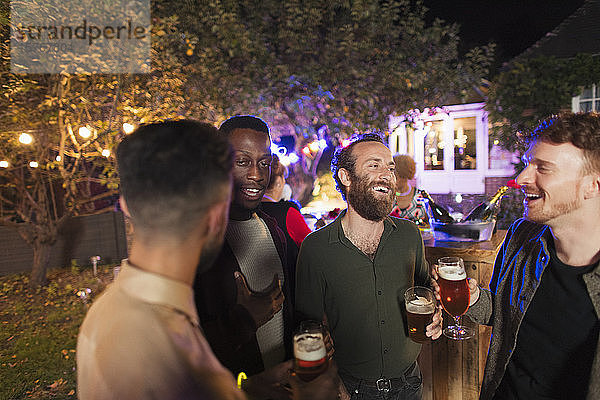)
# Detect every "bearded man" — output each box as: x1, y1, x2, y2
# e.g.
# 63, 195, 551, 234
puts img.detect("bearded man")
296, 133, 442, 400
